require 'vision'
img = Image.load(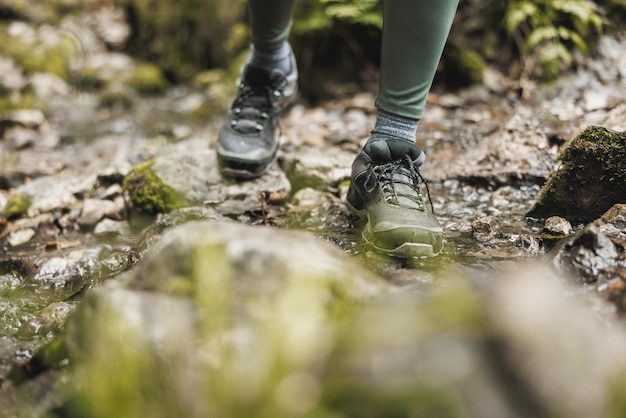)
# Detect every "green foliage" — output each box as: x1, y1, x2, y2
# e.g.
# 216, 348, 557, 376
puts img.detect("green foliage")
0, 23, 79, 82
118, 0, 247, 81
3, 194, 31, 220
292, 0, 382, 33
122, 161, 184, 214
128, 62, 168, 94
504, 0, 605, 79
